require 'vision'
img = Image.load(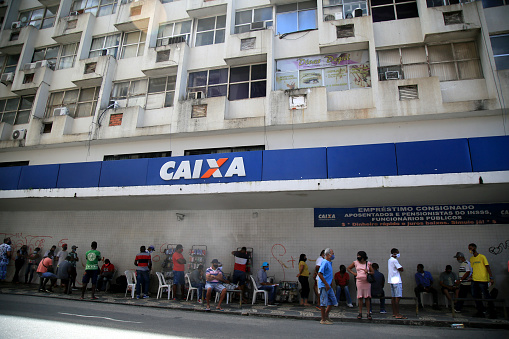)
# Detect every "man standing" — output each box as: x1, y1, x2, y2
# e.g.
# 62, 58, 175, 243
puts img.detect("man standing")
12, 245, 28, 284
231, 247, 249, 303
468, 243, 496, 318
257, 262, 278, 305
453, 251, 471, 313
388, 248, 406, 319
69, 245, 79, 290
313, 250, 325, 306
56, 256, 73, 294
134, 246, 151, 299
0, 238, 12, 282
370, 263, 386, 314
44, 245, 57, 266
56, 244, 68, 273
439, 265, 458, 307
414, 264, 440, 310
205, 259, 229, 311
317, 248, 337, 325
172, 244, 186, 300
25, 247, 41, 284
81, 241, 102, 300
